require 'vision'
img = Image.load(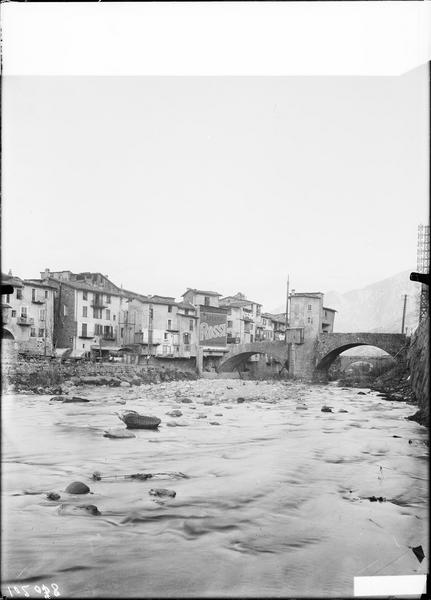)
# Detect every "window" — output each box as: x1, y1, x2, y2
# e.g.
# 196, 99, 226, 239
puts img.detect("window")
11, 310, 16, 318
164, 332, 168, 340
106, 309, 111, 320
45, 290, 48, 299
307, 317, 311, 323
256, 306, 261, 316
204, 296, 210, 306
83, 291, 88, 300
167, 319, 172, 330
16, 288, 22, 300
82, 323, 88, 337
184, 309, 189, 315
121, 328, 124, 337
106, 294, 111, 304
308, 304, 312, 311
30, 327, 36, 337
39, 309, 46, 321
113, 315, 116, 321
64, 305, 68, 316
6, 294, 10, 303
183, 332, 190, 344
83, 306, 87, 318
21, 306, 27, 317
263, 319, 266, 326
189, 319, 194, 331
38, 328, 45, 338
93, 308, 102, 319
227, 320, 233, 328
32, 289, 36, 301
324, 310, 327, 318
163, 345, 168, 354
168, 305, 172, 313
